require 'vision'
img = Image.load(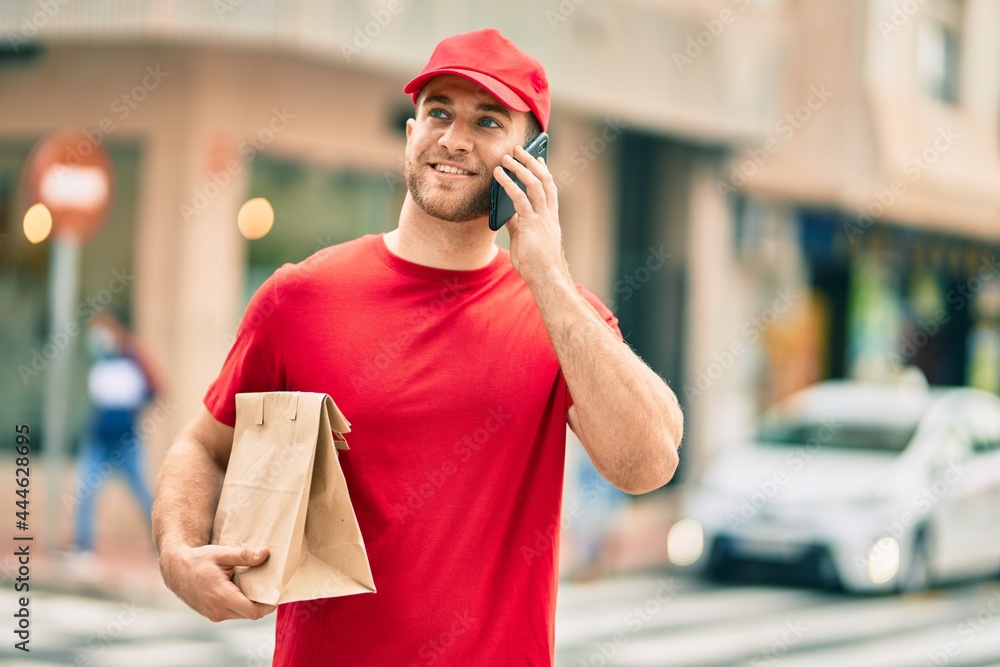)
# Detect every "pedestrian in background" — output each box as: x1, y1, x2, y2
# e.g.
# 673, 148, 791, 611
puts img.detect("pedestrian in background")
67, 310, 161, 574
